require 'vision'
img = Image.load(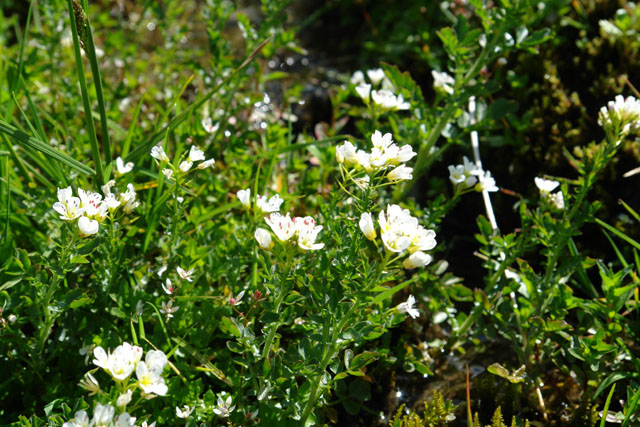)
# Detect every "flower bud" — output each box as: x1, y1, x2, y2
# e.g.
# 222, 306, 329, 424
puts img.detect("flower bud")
359, 212, 376, 241
254, 228, 274, 250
